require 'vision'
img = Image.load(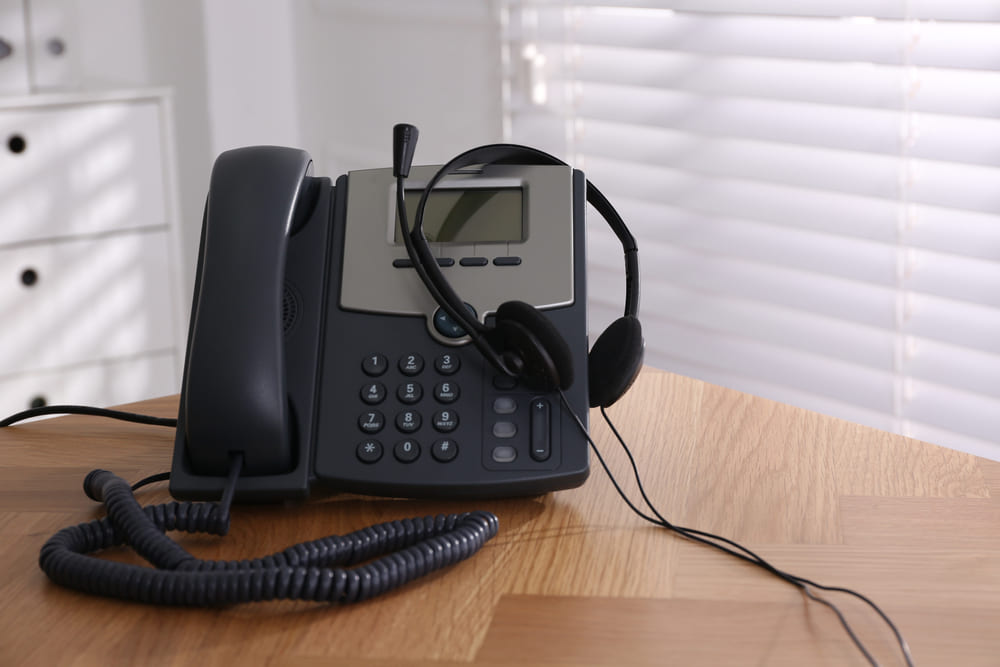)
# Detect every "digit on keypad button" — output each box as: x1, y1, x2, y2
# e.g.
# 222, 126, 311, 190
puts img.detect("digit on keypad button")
397, 382, 423, 404
361, 382, 386, 404
358, 410, 385, 434
433, 410, 458, 433
396, 410, 422, 433
399, 354, 424, 376
434, 381, 459, 403
394, 439, 421, 463
434, 353, 460, 375
362, 354, 388, 376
